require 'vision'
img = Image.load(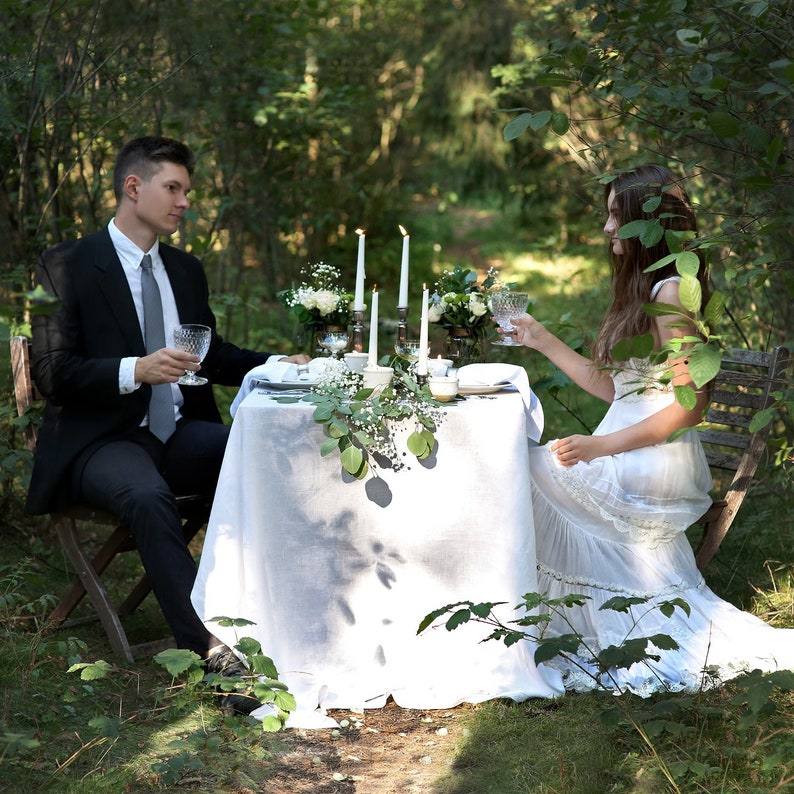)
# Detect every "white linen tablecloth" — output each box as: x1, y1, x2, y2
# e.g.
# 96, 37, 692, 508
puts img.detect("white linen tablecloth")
191, 387, 562, 728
